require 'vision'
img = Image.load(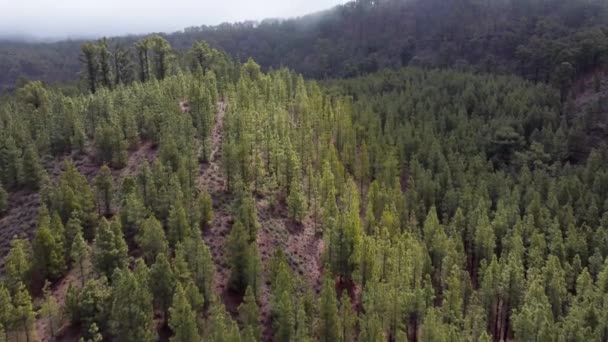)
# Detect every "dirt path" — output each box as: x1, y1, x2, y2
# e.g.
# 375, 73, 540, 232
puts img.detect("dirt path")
198, 102, 234, 300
